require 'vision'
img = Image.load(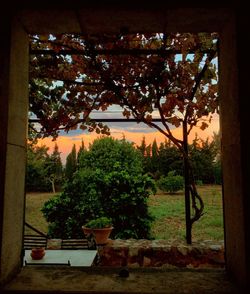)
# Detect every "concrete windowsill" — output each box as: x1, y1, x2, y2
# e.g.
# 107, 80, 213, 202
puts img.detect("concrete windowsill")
2, 267, 237, 293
